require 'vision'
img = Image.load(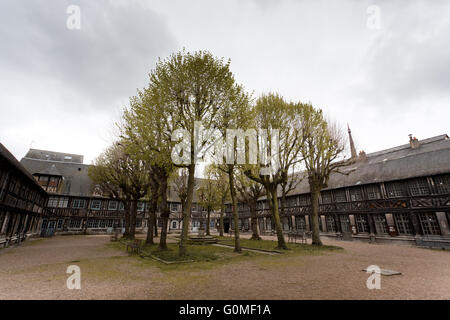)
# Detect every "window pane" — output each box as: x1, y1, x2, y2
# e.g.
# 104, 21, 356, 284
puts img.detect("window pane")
418, 213, 441, 235
385, 182, 407, 198
434, 175, 450, 194
408, 178, 430, 196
